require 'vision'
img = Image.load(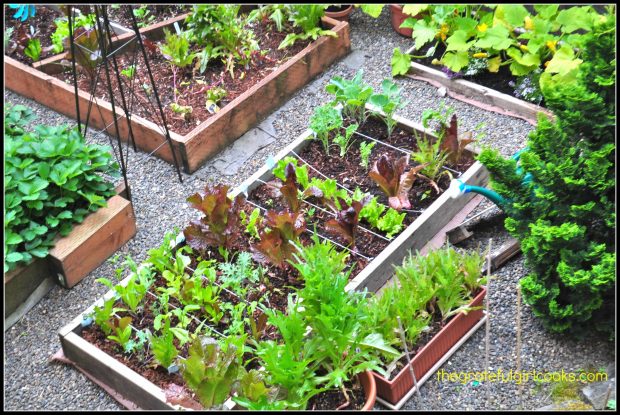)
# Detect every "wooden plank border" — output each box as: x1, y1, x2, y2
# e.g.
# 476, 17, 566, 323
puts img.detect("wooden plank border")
403, 58, 554, 125
6, 15, 351, 173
